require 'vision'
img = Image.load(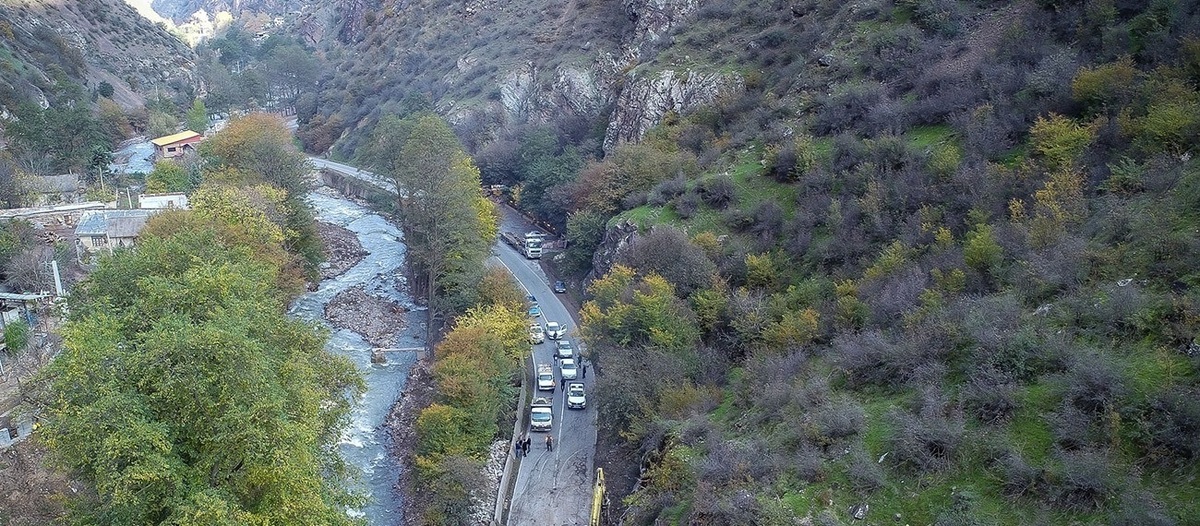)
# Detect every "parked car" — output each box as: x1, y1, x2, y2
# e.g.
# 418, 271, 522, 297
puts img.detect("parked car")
545, 321, 566, 340
528, 323, 545, 344
536, 364, 555, 391
555, 340, 575, 360
560, 358, 578, 380
531, 397, 553, 431
528, 303, 541, 317
553, 280, 567, 293
567, 382, 587, 409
